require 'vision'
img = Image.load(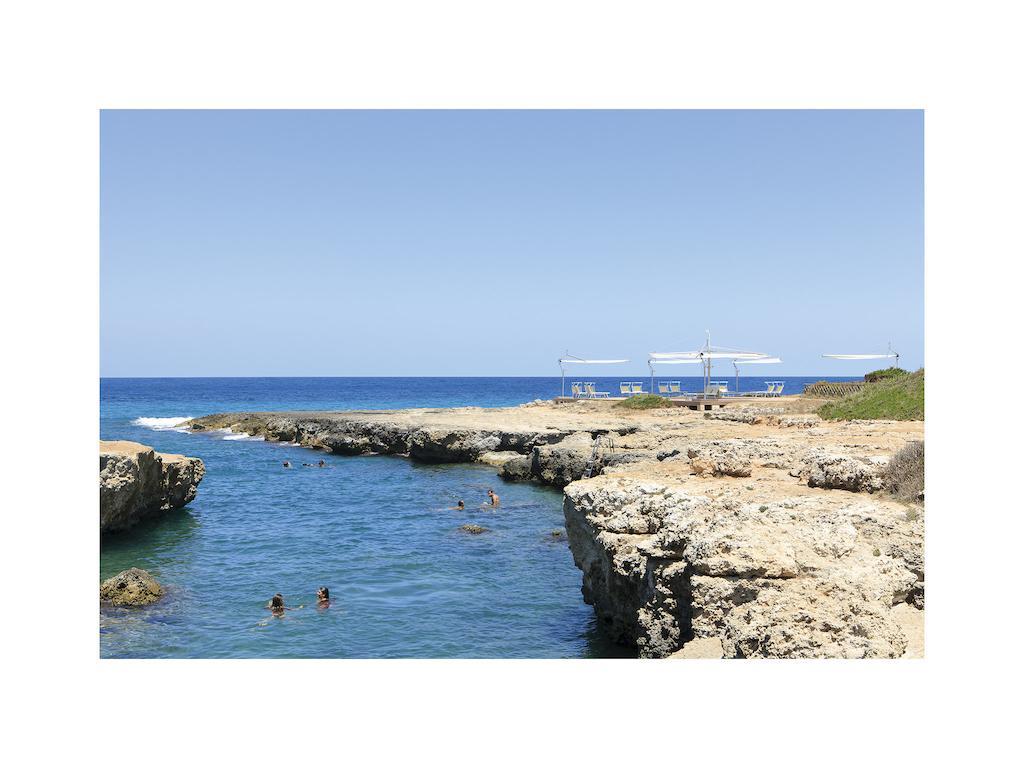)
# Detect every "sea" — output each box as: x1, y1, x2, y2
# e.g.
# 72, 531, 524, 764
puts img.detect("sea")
99, 375, 847, 658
